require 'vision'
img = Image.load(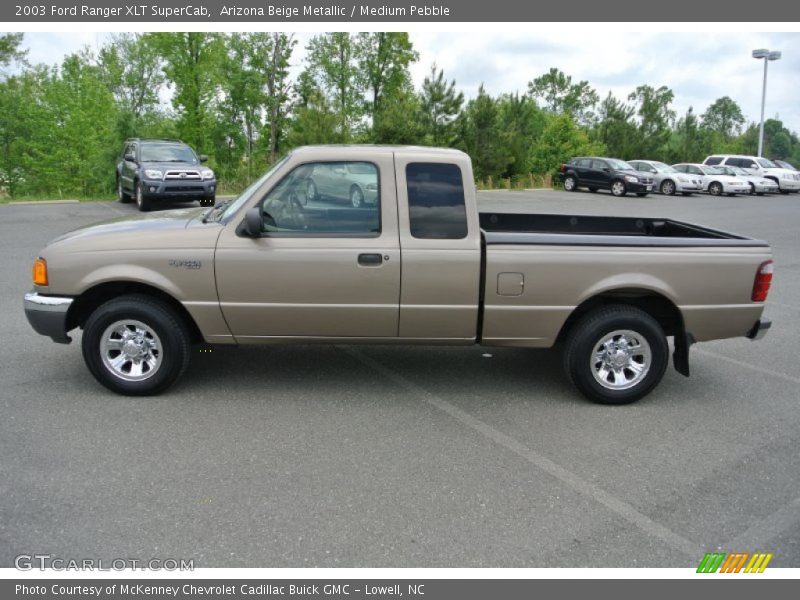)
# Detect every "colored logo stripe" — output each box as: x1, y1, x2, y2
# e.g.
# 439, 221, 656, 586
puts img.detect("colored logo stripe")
696, 552, 773, 573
